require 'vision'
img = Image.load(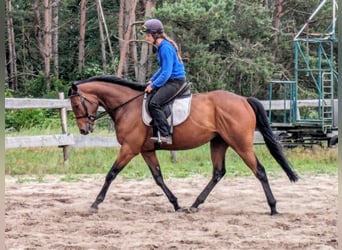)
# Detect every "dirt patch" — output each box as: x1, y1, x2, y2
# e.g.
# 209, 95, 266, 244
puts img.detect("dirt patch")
5, 174, 337, 249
